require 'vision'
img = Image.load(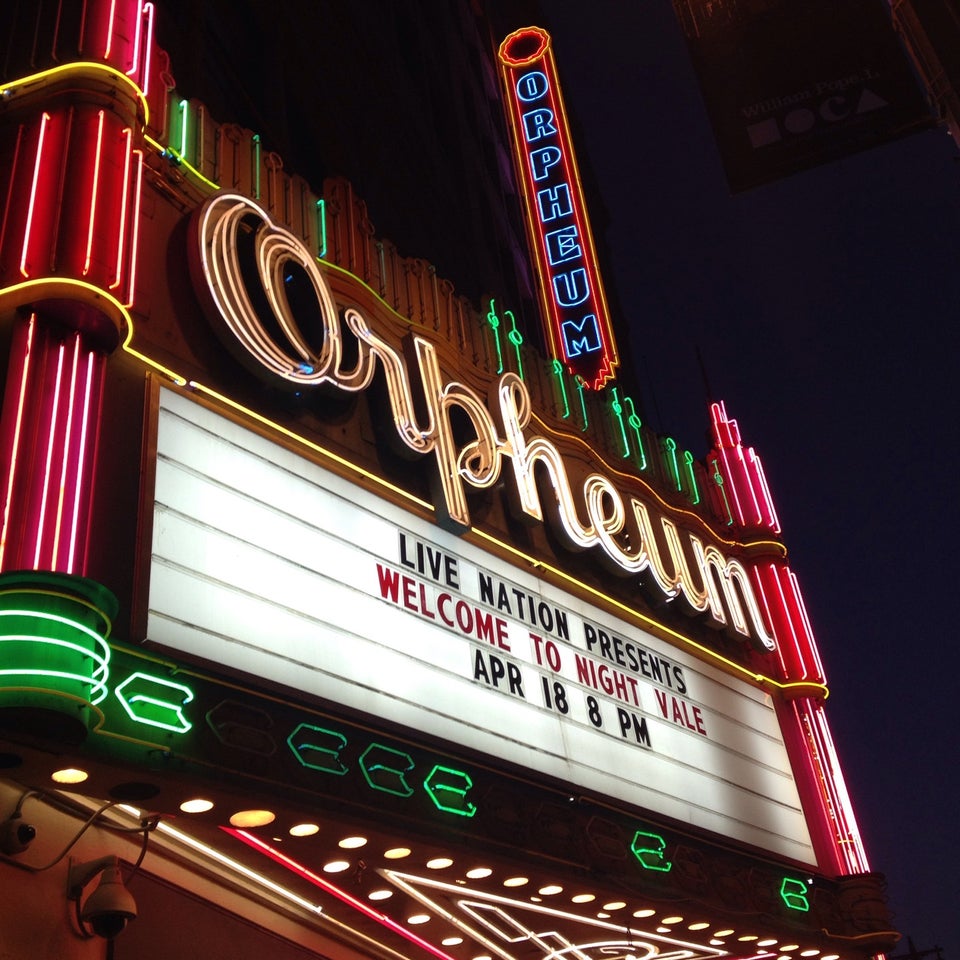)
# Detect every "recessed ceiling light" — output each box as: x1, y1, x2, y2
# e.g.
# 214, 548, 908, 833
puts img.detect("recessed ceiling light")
689, 923, 711, 931
633, 908, 655, 918
503, 876, 528, 887
466, 867, 492, 879
289, 823, 320, 837
427, 857, 453, 869
51, 768, 88, 784
229, 809, 275, 827
179, 798, 214, 813
368, 889, 393, 901
603, 901, 626, 911
780, 946, 800, 953
597, 912, 610, 919
407, 914, 430, 925
662, 915, 683, 924
339, 836, 367, 849
759, 941, 779, 948
323, 860, 351, 873
800, 951, 820, 957
738, 935, 759, 942
571, 894, 595, 903
384, 847, 411, 859
538, 885, 563, 895
714, 930, 735, 938
442, 937, 464, 946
